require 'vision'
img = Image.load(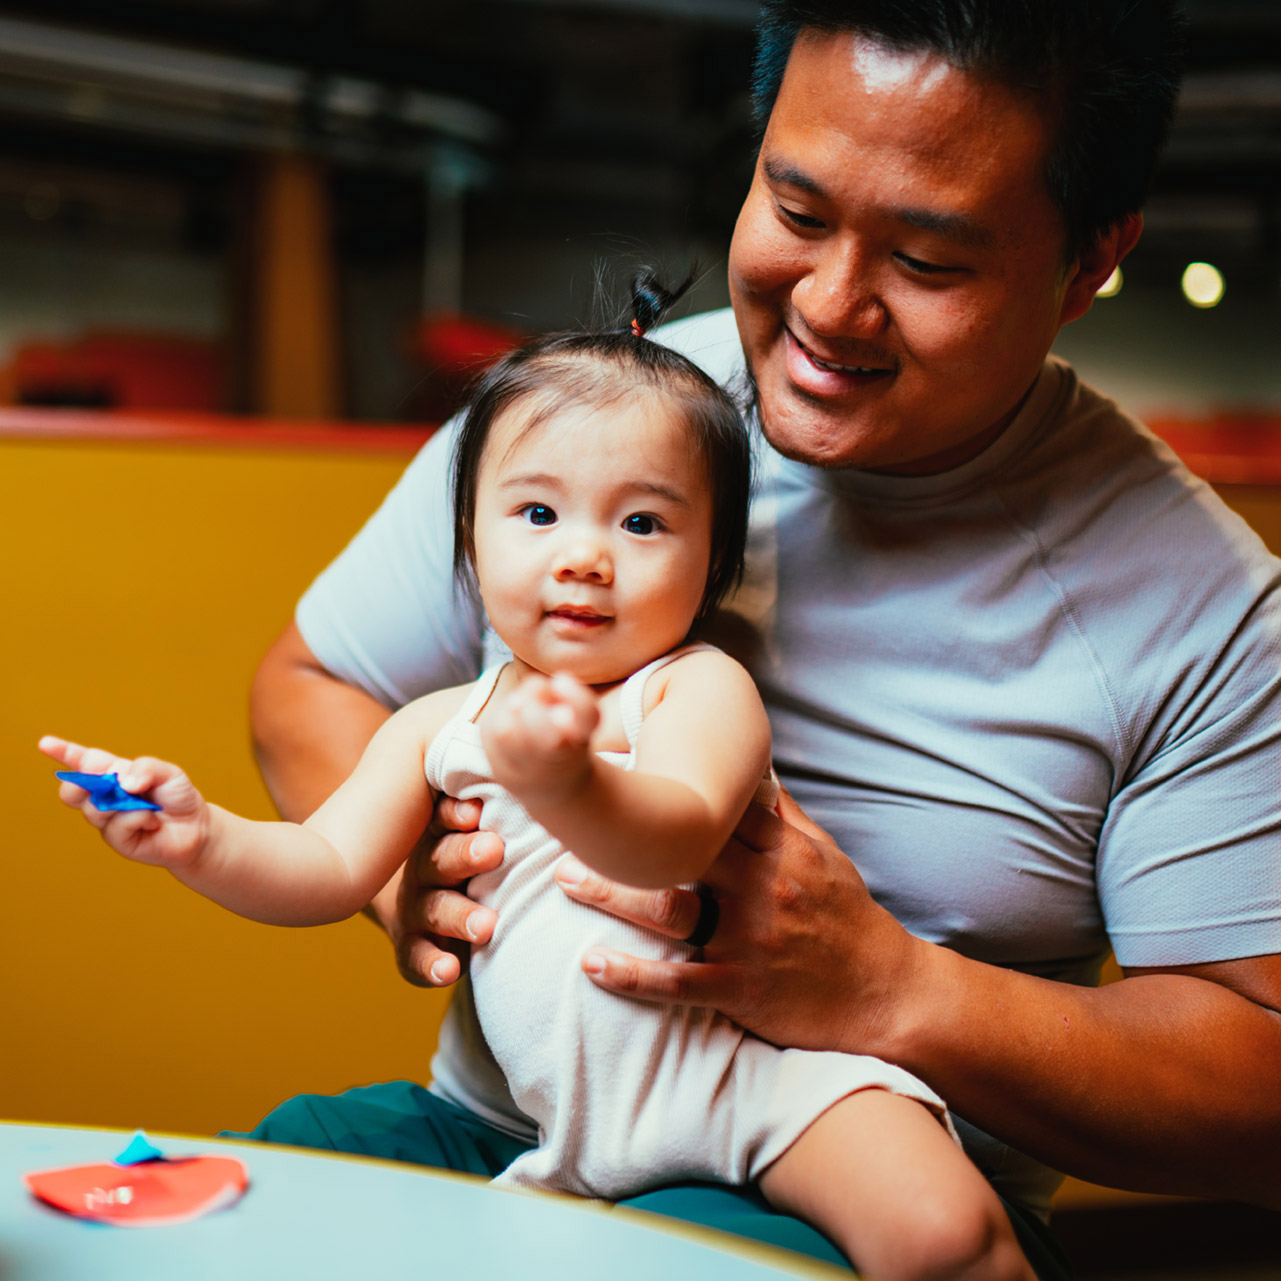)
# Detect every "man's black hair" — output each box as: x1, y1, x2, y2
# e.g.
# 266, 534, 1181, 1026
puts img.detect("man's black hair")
451, 272, 751, 626
751, 0, 1186, 263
